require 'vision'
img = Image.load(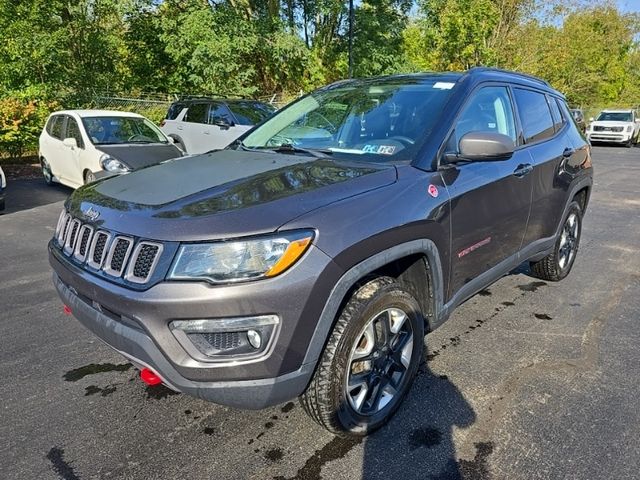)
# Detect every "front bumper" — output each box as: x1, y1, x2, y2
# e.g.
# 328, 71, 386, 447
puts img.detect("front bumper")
587, 132, 631, 143
50, 241, 343, 408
